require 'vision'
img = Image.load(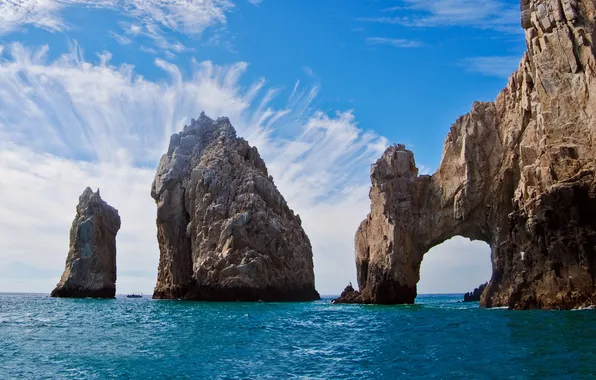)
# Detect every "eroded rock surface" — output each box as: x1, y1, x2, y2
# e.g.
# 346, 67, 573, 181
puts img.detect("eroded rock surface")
335, 0, 596, 309
464, 283, 488, 302
151, 112, 319, 301
51, 188, 121, 298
